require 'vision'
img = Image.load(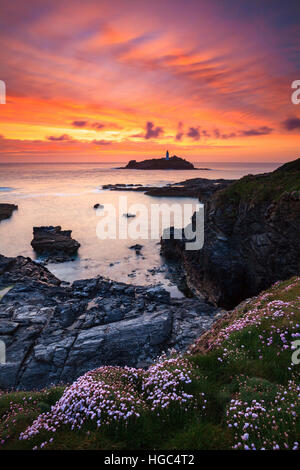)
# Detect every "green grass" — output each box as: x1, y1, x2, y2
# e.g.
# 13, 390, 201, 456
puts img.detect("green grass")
215, 159, 300, 206
0, 277, 299, 450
